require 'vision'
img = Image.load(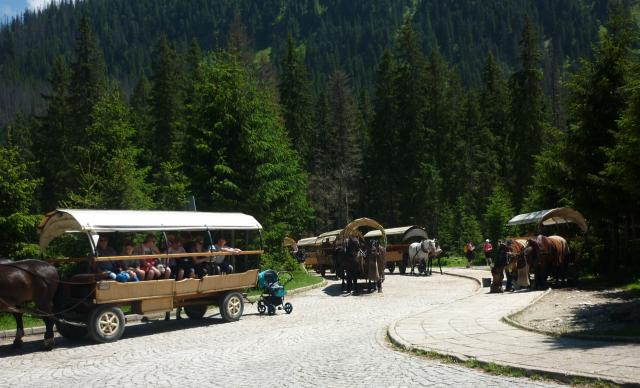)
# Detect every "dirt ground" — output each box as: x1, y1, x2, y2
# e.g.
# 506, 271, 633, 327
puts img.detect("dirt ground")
511, 286, 640, 338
